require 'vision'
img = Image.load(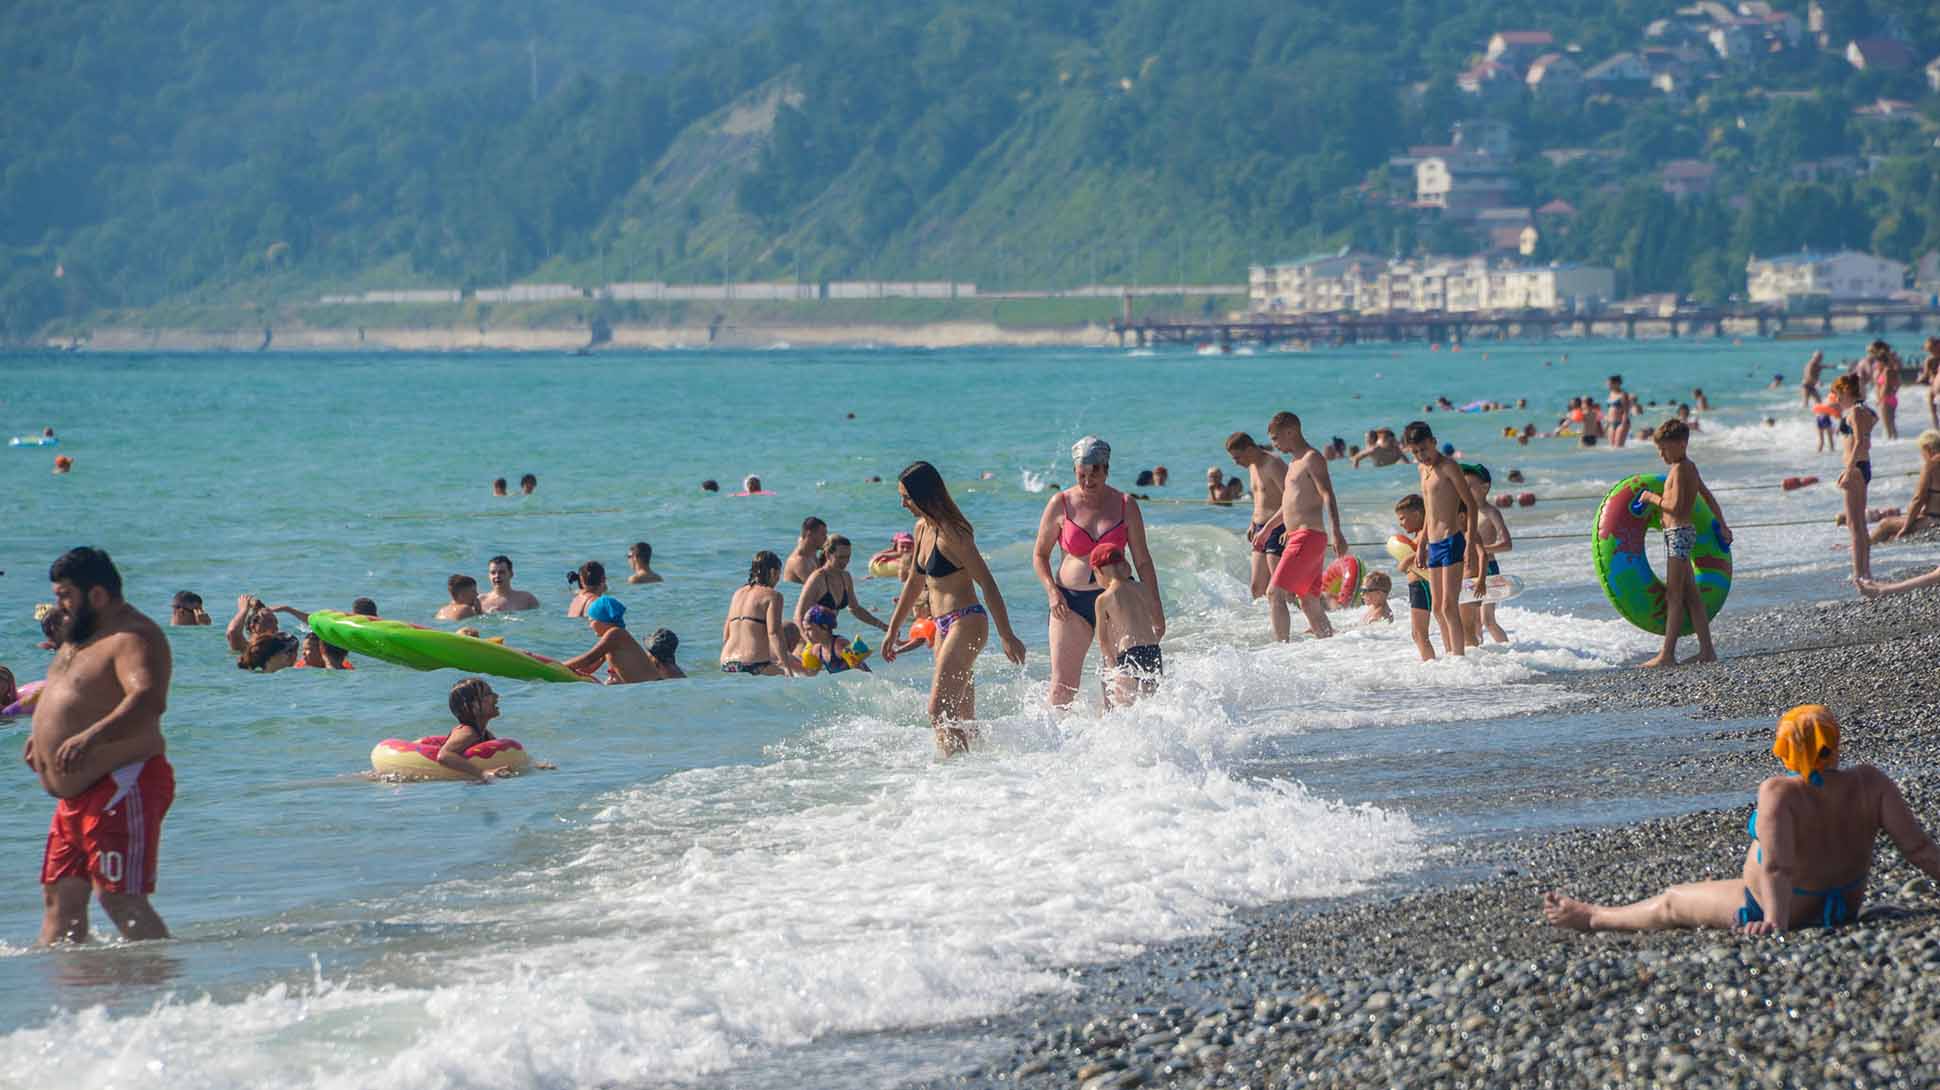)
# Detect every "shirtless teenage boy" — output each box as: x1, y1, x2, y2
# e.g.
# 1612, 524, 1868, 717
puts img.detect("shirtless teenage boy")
436, 574, 482, 621
479, 555, 540, 613
784, 517, 828, 584
561, 596, 658, 684
1255, 412, 1351, 641
27, 548, 174, 944
1400, 421, 1480, 657
1225, 432, 1289, 621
